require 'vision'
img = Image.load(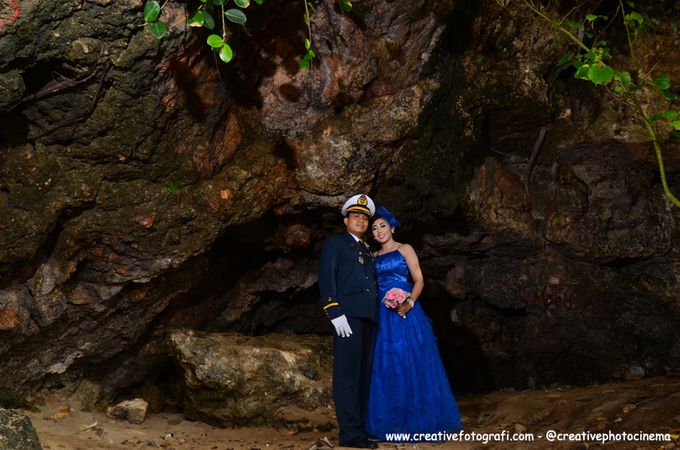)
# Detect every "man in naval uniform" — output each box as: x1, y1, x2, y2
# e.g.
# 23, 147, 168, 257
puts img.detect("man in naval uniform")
318, 194, 379, 449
